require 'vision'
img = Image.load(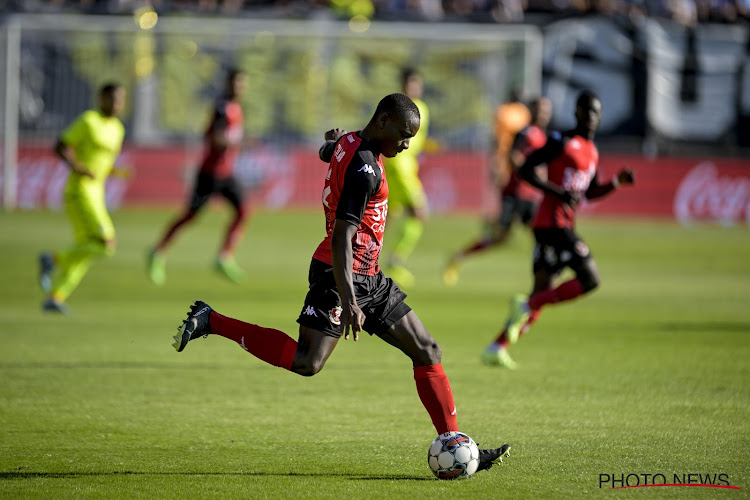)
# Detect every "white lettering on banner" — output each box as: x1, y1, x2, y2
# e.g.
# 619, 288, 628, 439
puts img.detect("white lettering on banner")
673, 162, 750, 226
645, 20, 746, 141
543, 18, 634, 134
6, 157, 129, 210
